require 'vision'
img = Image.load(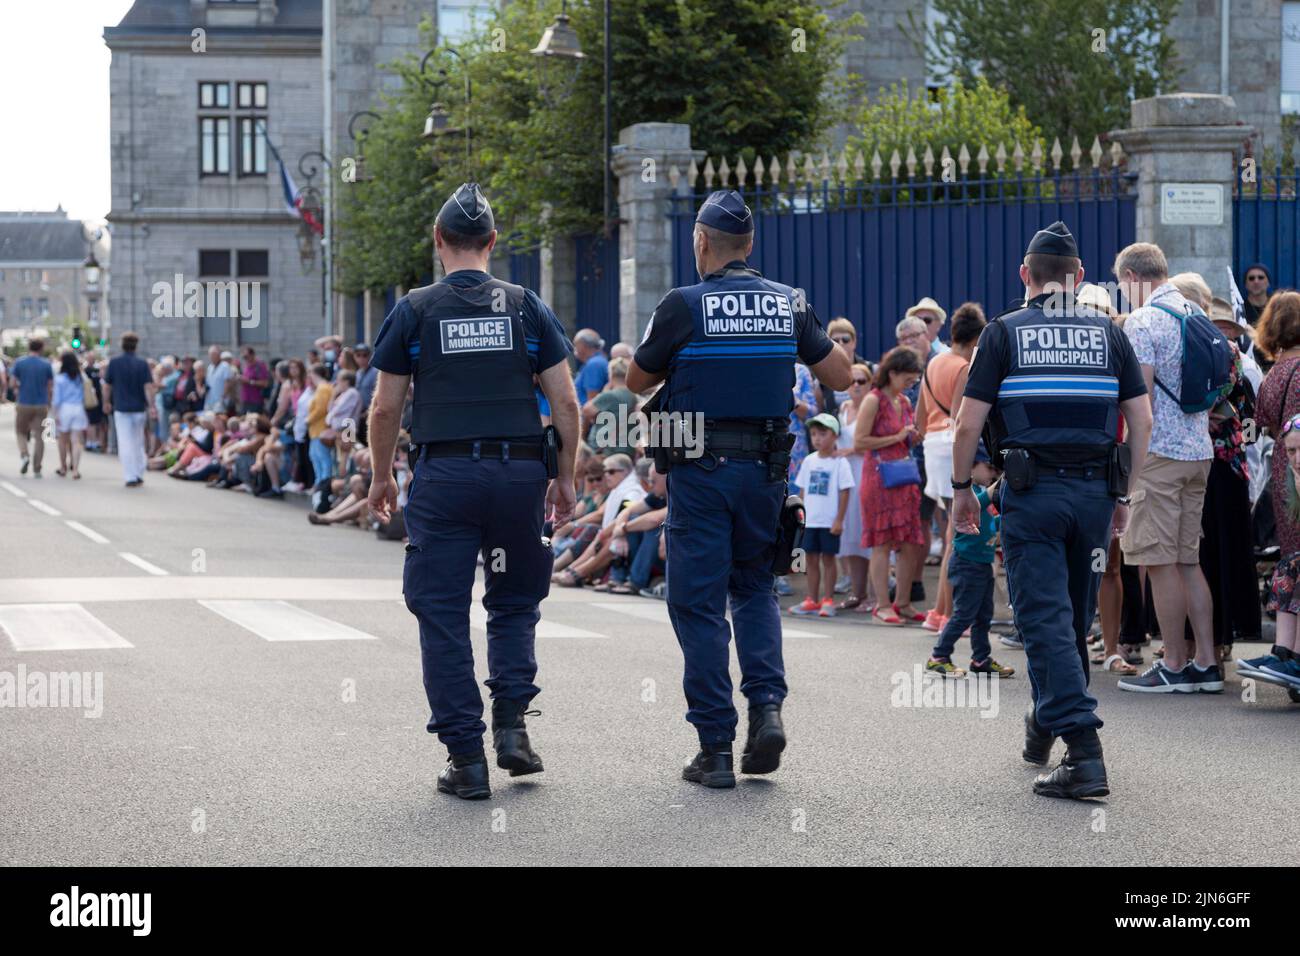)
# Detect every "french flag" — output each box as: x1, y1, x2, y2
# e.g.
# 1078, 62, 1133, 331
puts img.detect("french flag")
280, 156, 323, 236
